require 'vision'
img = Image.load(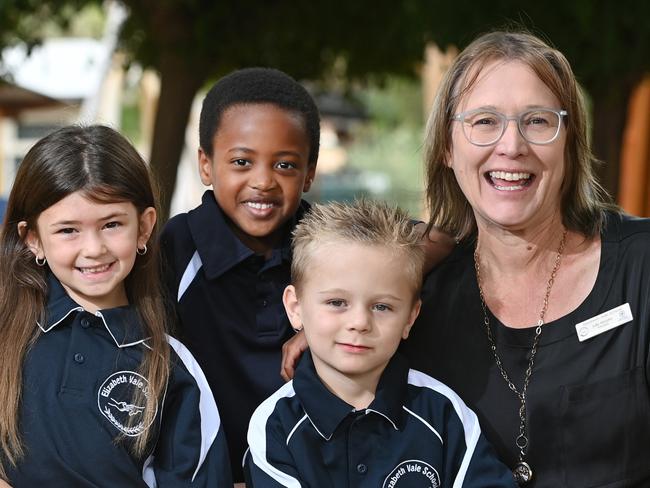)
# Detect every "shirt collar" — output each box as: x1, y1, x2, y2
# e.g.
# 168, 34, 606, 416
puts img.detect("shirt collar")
187, 190, 309, 279
40, 273, 148, 348
294, 350, 408, 440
